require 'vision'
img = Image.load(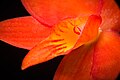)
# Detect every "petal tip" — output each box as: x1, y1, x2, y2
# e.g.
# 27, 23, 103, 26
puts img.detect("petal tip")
21, 55, 34, 70
21, 65, 26, 70
21, 60, 29, 70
